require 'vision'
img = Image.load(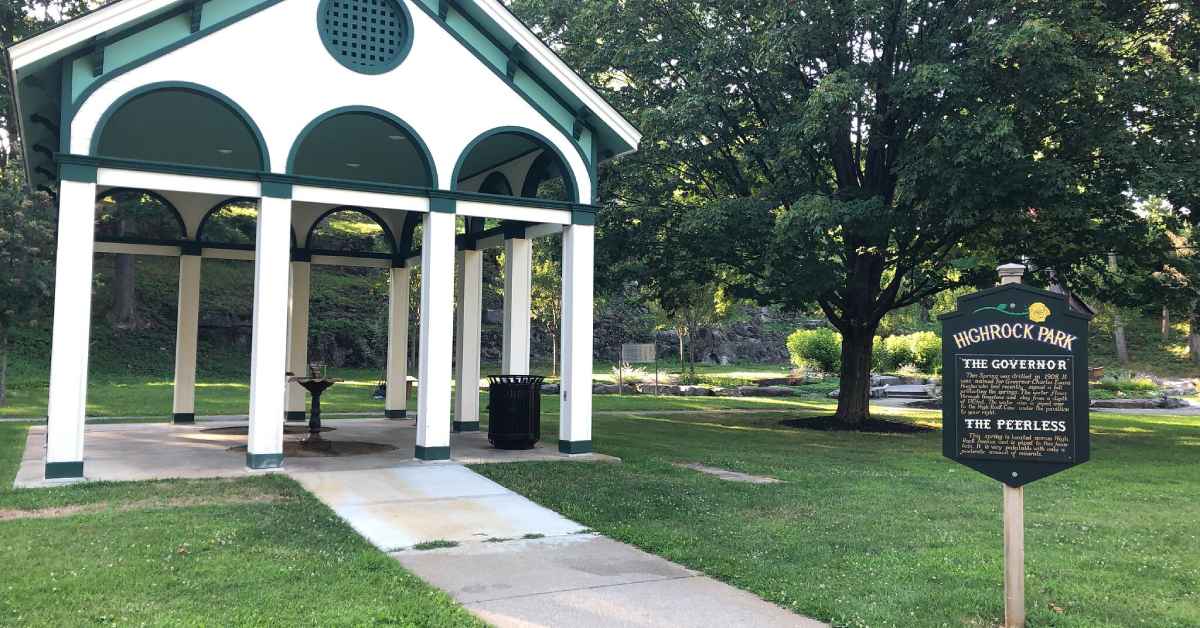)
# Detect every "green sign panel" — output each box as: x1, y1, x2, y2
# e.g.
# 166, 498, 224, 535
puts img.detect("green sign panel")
940, 284, 1092, 487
